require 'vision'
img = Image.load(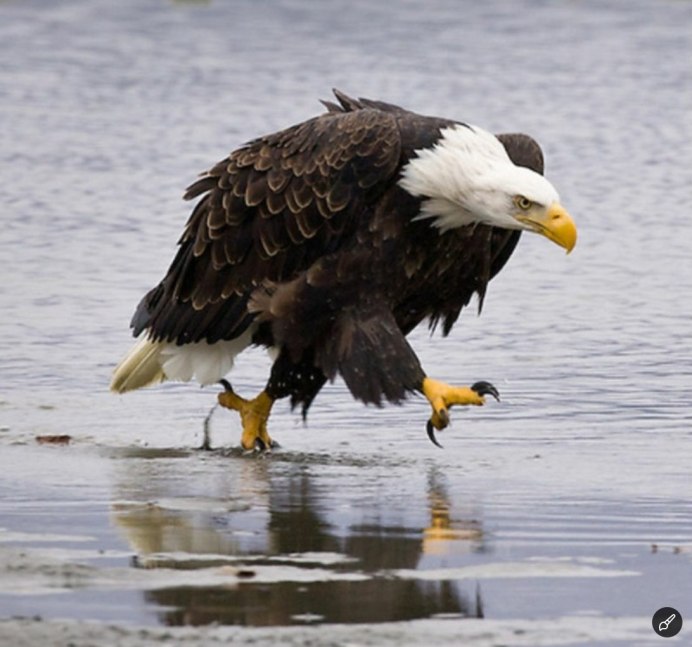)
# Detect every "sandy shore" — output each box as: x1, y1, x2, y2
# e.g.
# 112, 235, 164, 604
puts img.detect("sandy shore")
0, 615, 659, 647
